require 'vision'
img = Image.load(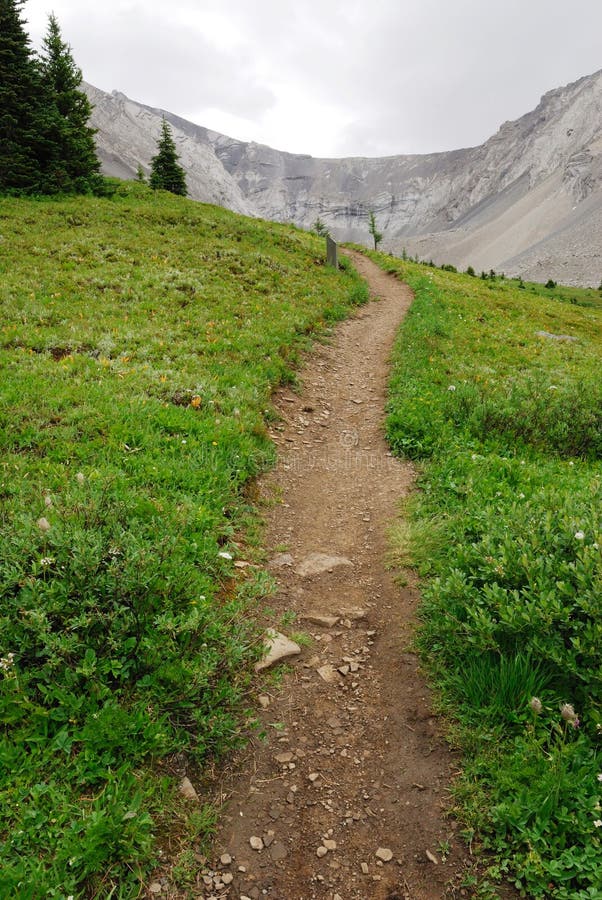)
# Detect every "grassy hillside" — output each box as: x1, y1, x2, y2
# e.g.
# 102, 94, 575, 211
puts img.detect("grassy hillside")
370, 253, 602, 898
0, 184, 367, 897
